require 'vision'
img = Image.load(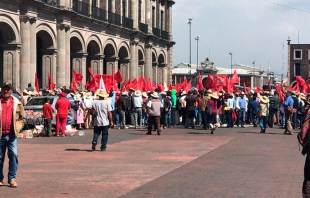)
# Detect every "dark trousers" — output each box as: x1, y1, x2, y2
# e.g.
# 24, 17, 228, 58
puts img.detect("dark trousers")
92, 126, 109, 150
225, 110, 233, 127
171, 108, 176, 126
148, 116, 161, 134
43, 118, 52, 137
268, 108, 277, 128
202, 111, 208, 129
293, 112, 298, 129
